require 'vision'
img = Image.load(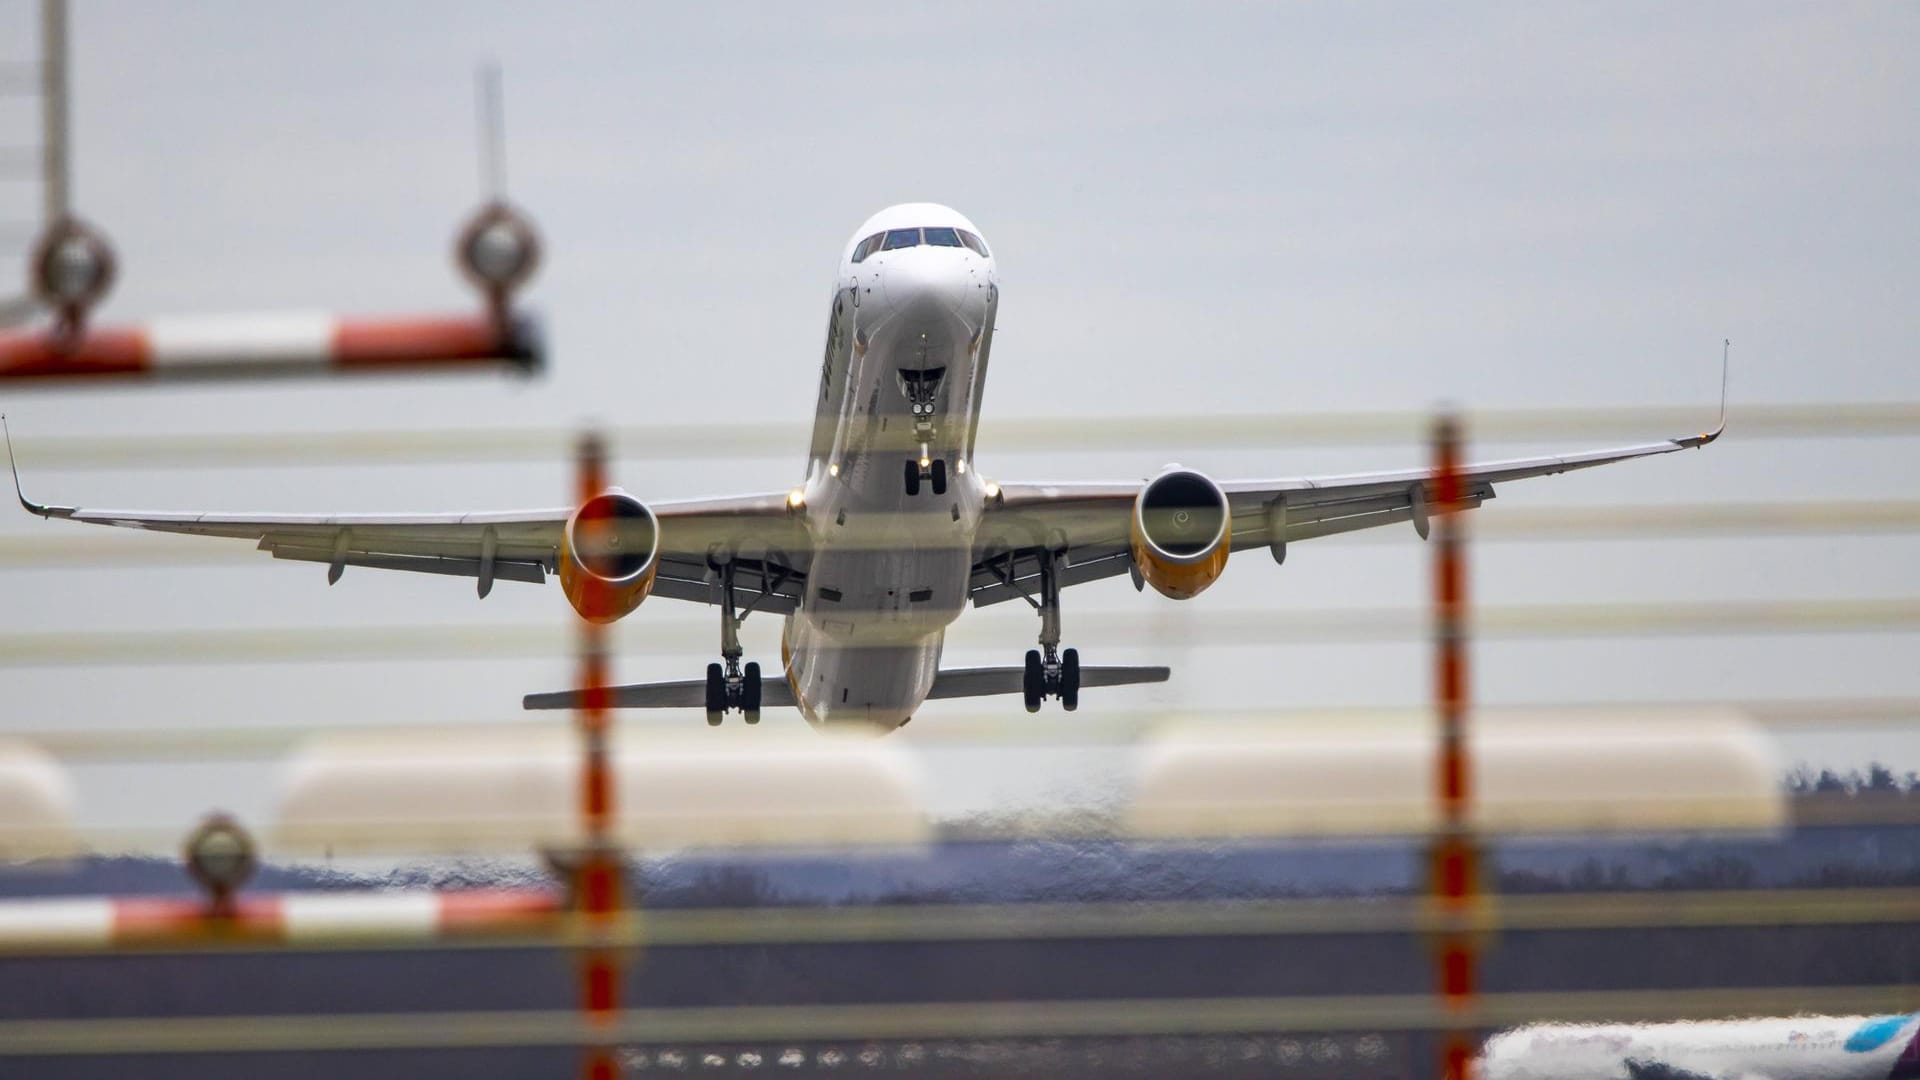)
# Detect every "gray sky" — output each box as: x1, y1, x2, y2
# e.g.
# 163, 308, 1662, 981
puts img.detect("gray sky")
1, 2, 1917, 848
